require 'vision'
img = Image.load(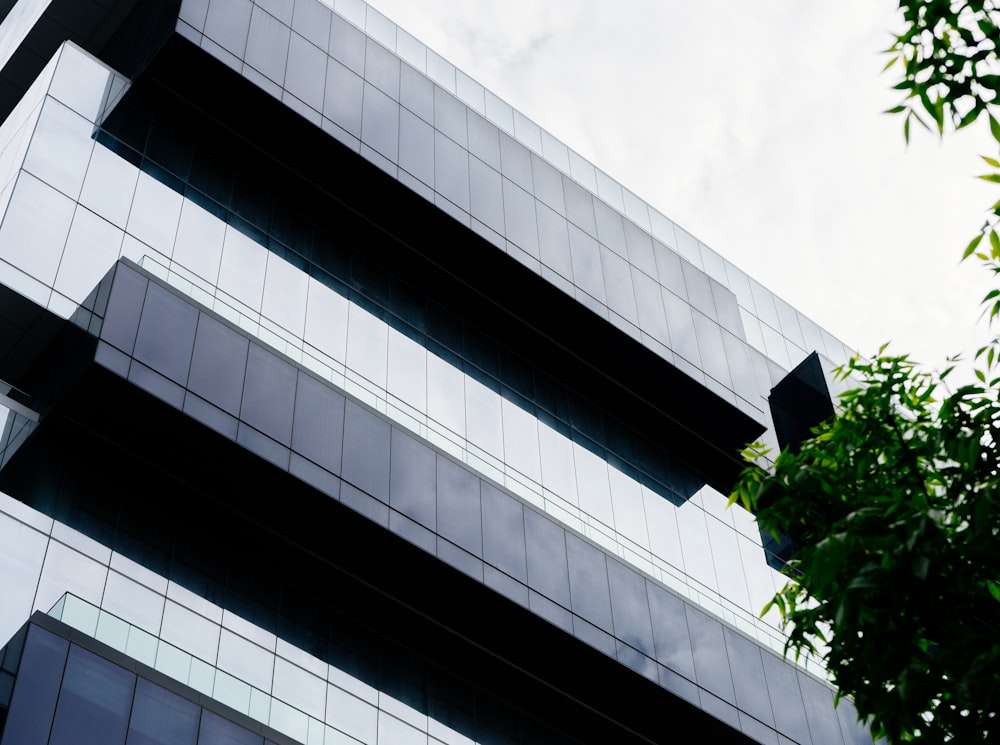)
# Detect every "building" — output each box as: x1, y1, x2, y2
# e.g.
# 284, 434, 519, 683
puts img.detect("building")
0, 1, 874, 743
